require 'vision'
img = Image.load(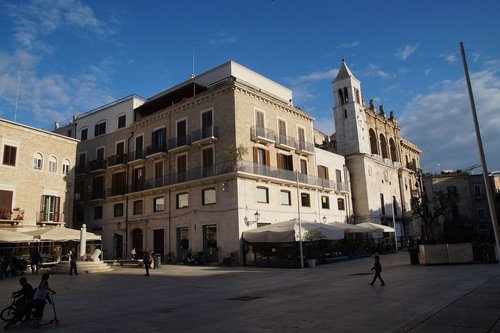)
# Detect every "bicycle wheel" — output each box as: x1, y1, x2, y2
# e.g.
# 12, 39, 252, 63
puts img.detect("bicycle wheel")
0, 306, 15, 322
